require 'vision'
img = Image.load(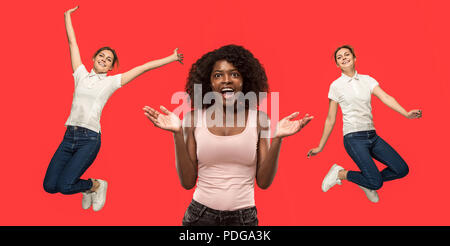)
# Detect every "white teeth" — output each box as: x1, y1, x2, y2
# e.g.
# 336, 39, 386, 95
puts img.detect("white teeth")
221, 88, 234, 93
